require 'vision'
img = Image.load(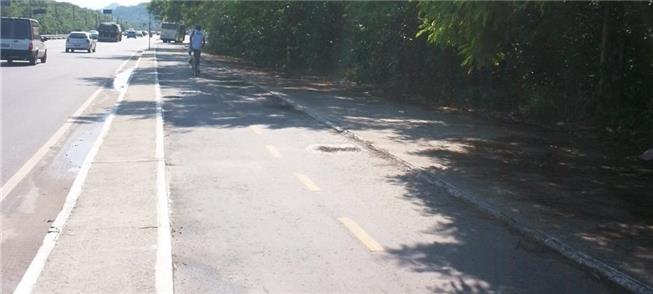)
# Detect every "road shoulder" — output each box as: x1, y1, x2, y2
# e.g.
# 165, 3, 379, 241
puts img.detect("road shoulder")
27, 52, 161, 293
